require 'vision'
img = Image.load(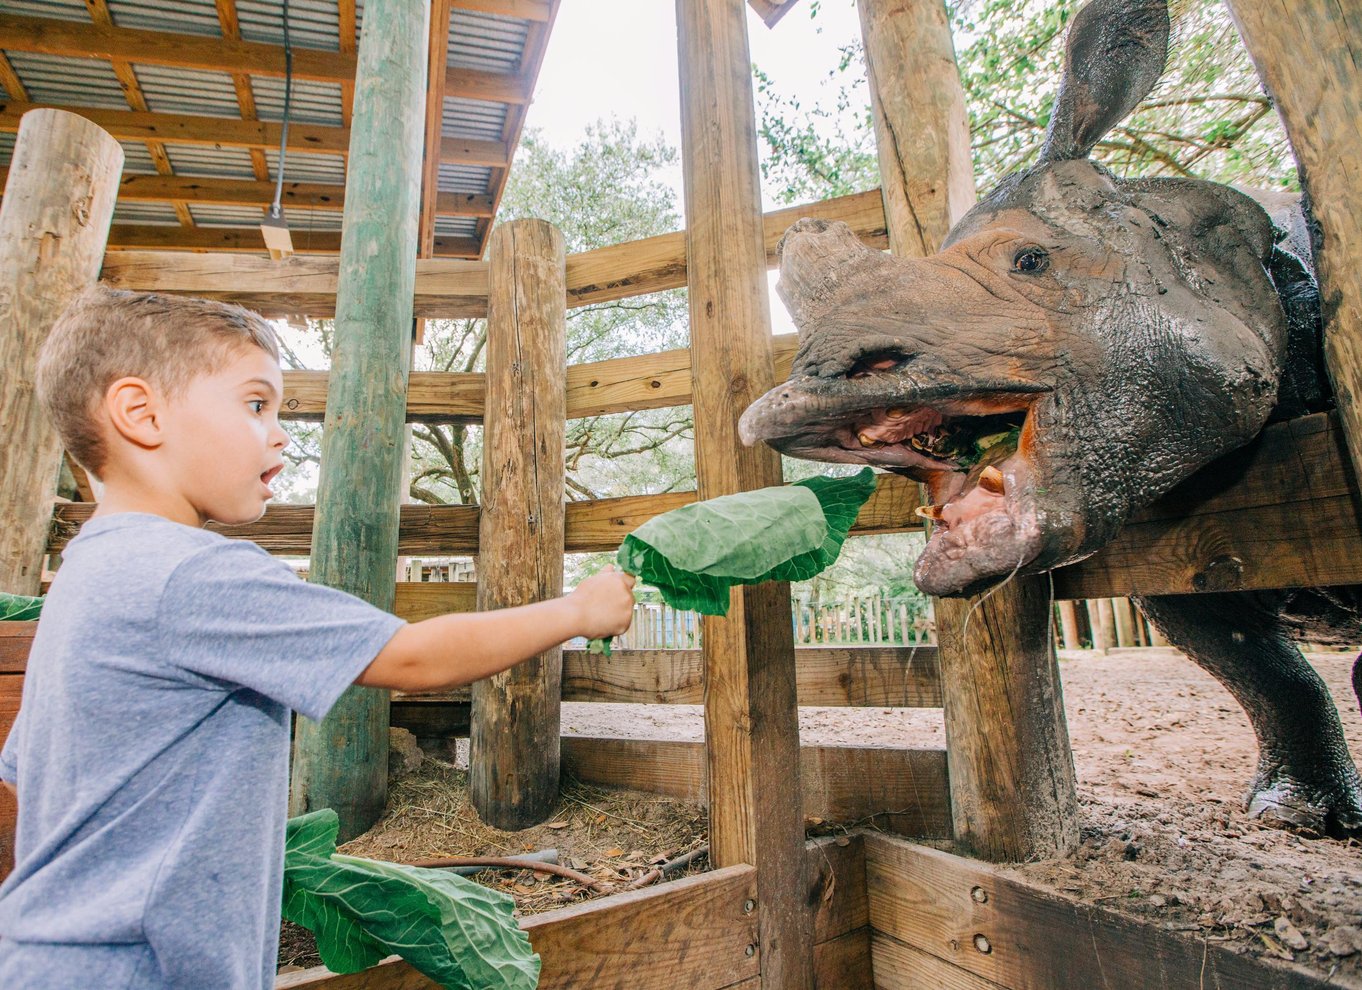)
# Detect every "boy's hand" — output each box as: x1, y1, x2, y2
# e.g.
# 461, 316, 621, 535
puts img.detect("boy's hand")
568, 567, 636, 640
